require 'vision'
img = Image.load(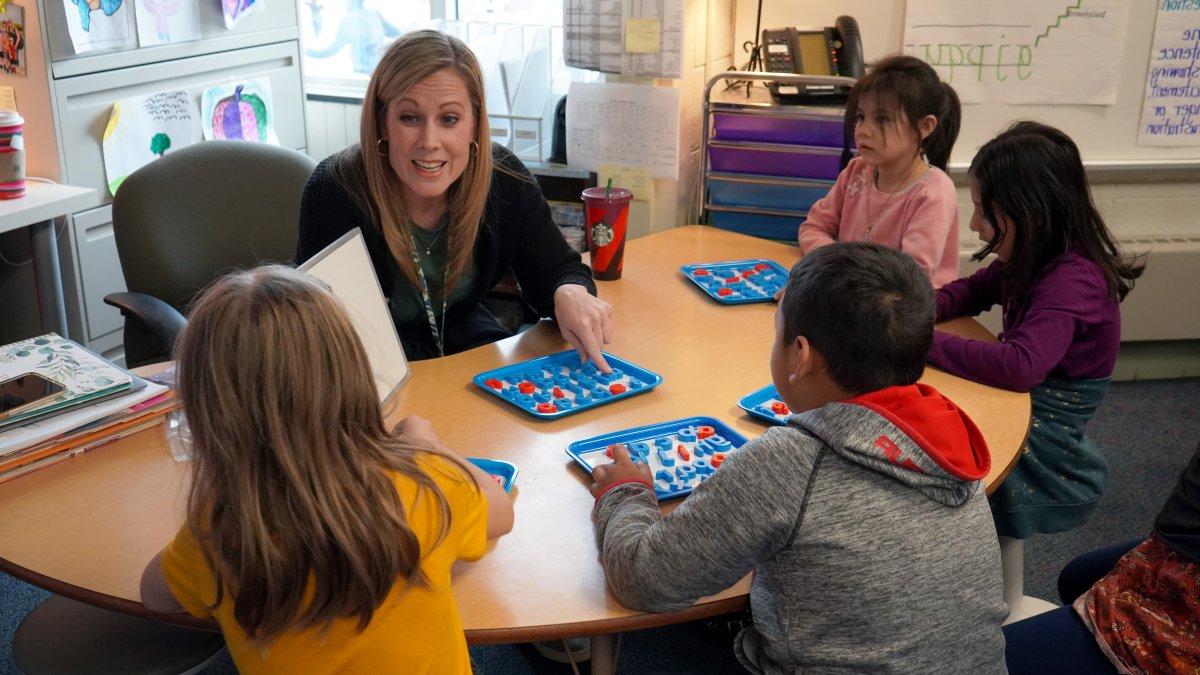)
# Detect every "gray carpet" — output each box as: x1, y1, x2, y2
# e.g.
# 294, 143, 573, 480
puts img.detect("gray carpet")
1, 377, 1196, 674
